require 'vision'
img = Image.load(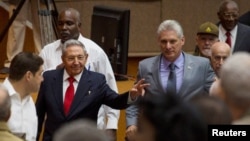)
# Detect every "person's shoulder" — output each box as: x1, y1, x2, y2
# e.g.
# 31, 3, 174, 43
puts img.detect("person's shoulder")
140, 55, 160, 64
184, 52, 210, 63
42, 40, 61, 51
0, 124, 24, 141
7, 134, 24, 141
238, 23, 250, 31
81, 36, 102, 49
86, 70, 106, 80
80, 36, 106, 54
43, 69, 60, 77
